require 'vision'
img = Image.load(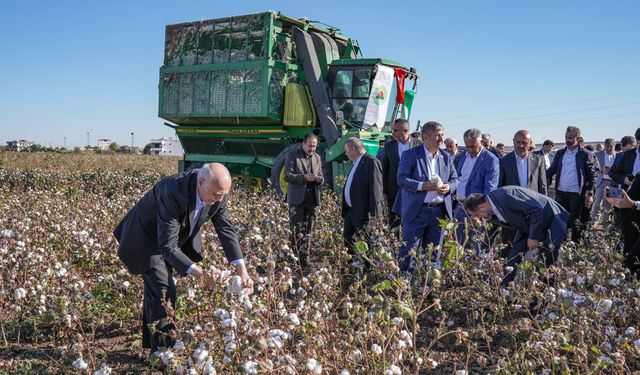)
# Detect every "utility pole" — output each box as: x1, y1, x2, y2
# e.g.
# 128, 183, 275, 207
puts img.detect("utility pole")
86, 131, 90, 148
64, 137, 67, 149
131, 132, 135, 148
